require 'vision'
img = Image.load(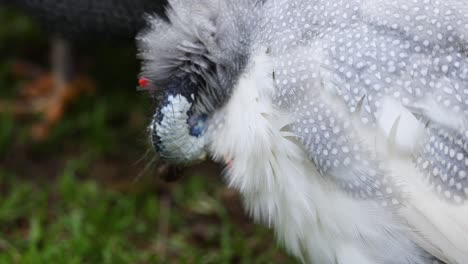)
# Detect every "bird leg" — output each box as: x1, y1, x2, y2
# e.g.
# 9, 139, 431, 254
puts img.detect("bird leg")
32, 36, 95, 140
1, 36, 95, 140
